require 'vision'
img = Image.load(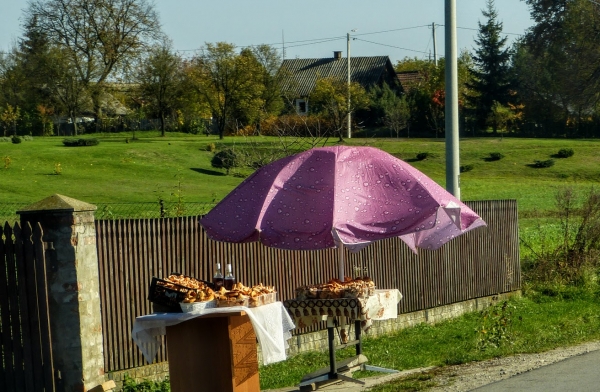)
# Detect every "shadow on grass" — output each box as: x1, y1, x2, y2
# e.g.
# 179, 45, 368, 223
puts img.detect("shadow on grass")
191, 167, 226, 176
403, 158, 422, 163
